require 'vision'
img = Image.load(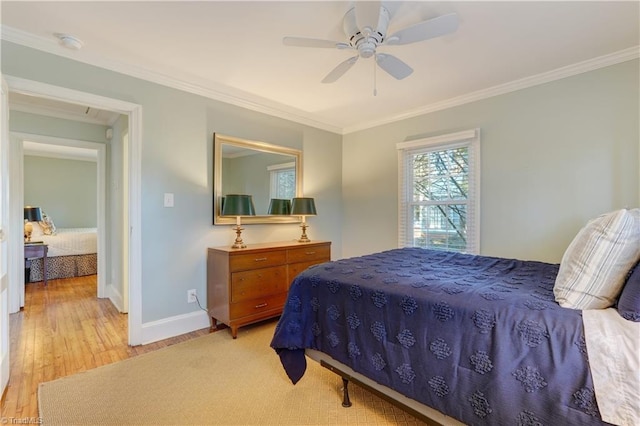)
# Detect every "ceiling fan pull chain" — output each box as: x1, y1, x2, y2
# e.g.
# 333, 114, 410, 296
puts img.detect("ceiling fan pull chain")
373, 56, 378, 96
